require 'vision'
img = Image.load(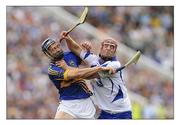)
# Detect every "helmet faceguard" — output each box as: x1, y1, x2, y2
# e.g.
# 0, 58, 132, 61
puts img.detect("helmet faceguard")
41, 38, 64, 61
